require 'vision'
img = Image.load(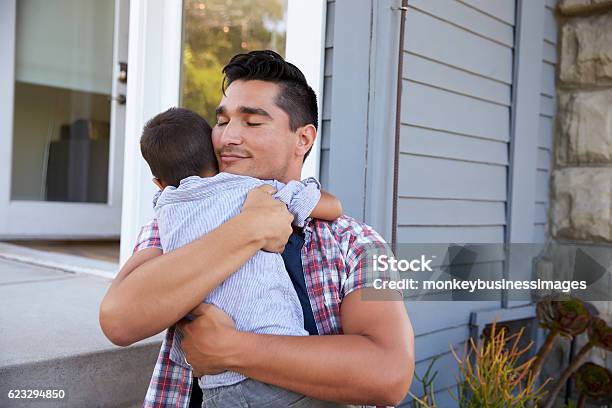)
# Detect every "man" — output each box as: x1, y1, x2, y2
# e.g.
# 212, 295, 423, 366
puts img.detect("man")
100, 50, 414, 407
